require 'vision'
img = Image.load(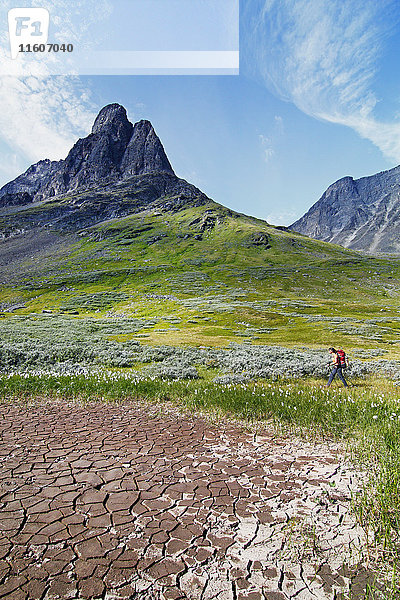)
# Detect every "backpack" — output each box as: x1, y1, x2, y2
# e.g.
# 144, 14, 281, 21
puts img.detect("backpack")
336, 349, 347, 367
